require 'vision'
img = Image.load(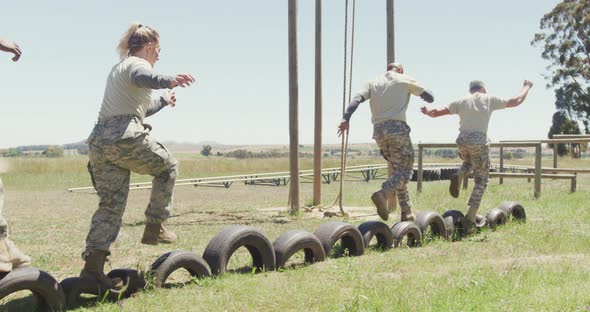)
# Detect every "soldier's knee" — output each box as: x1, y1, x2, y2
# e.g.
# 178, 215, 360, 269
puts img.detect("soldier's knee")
171, 160, 179, 177
160, 161, 178, 181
